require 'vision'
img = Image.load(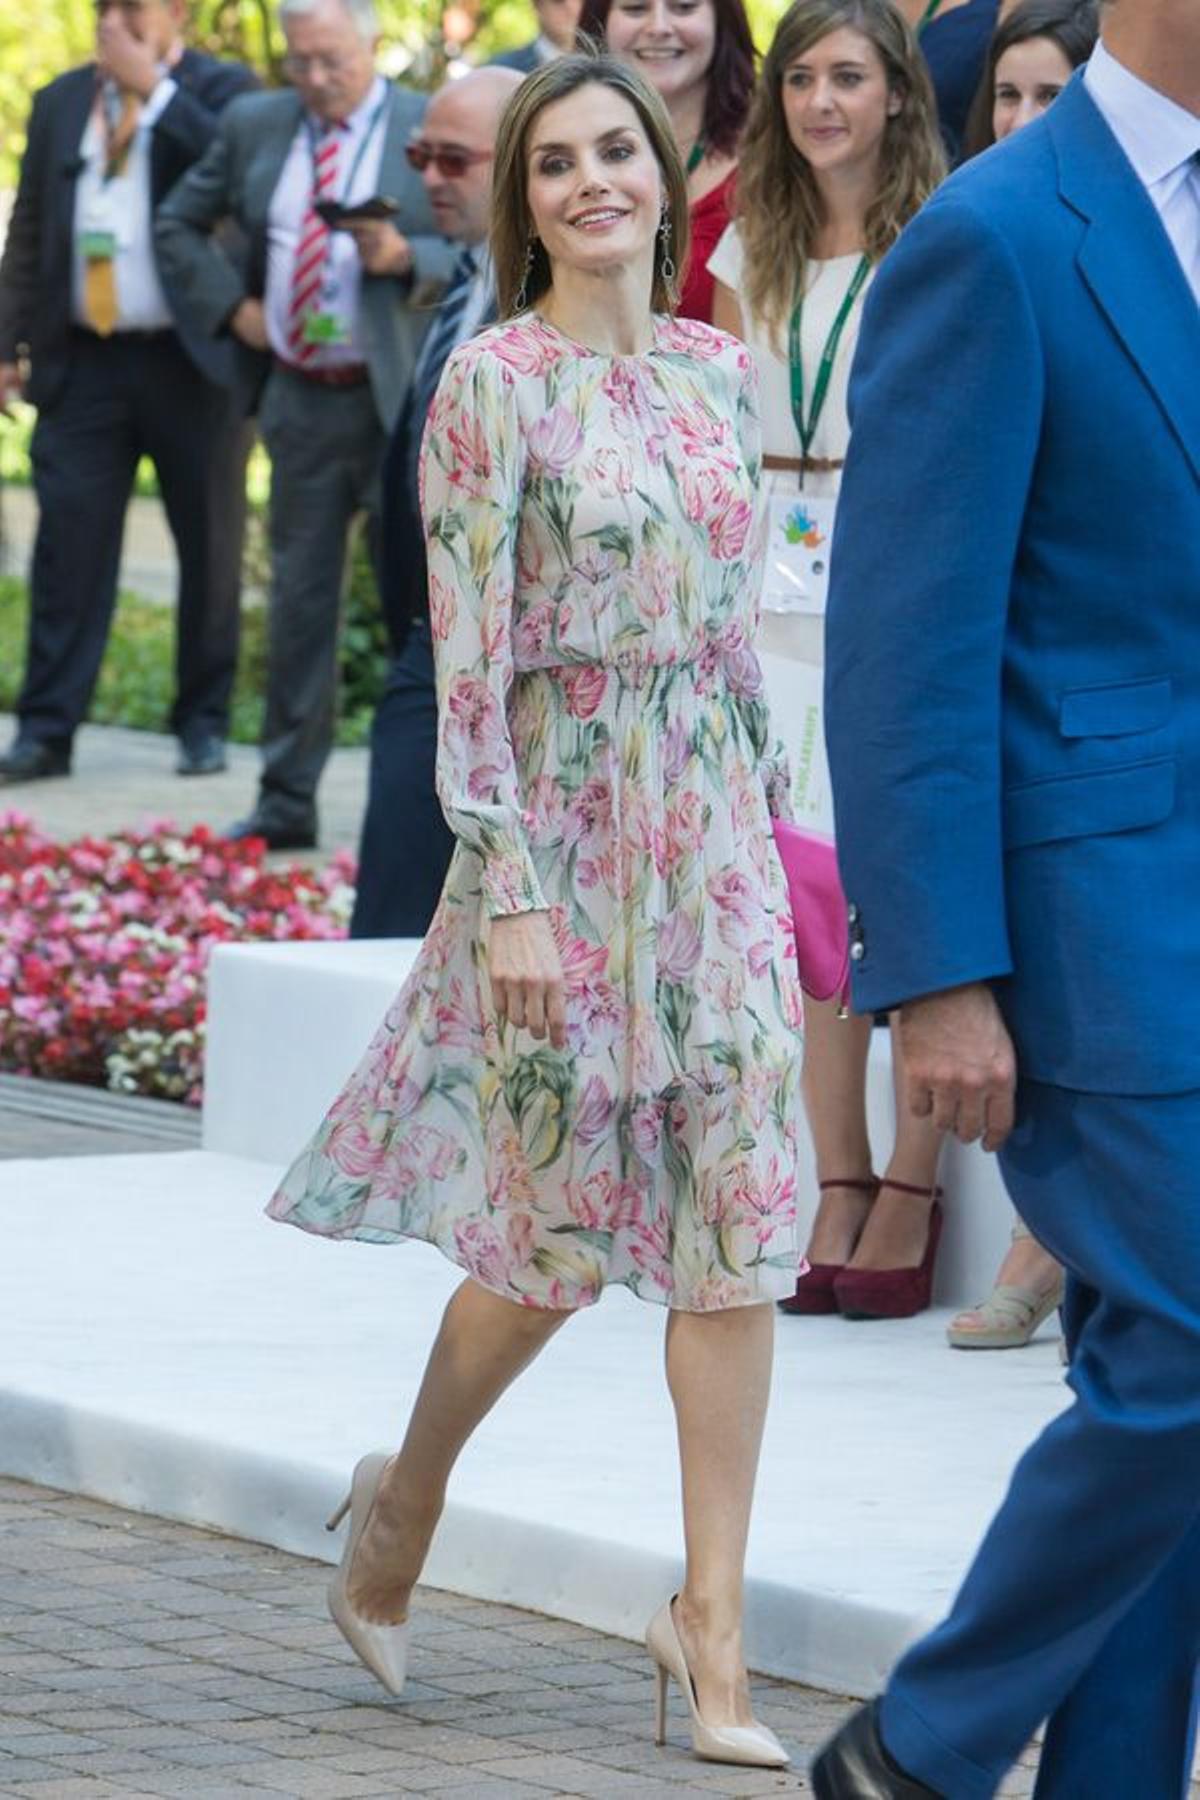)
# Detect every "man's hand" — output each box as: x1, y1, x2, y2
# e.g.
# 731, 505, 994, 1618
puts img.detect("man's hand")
898, 982, 1017, 1152
346, 221, 412, 278
488, 912, 566, 1049
96, 15, 161, 99
0, 363, 24, 417
230, 299, 269, 351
